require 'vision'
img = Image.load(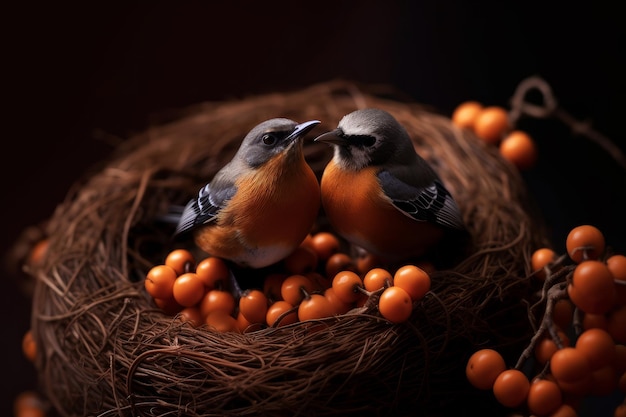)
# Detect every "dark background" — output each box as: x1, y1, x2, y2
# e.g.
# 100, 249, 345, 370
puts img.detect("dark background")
2, 1, 625, 414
